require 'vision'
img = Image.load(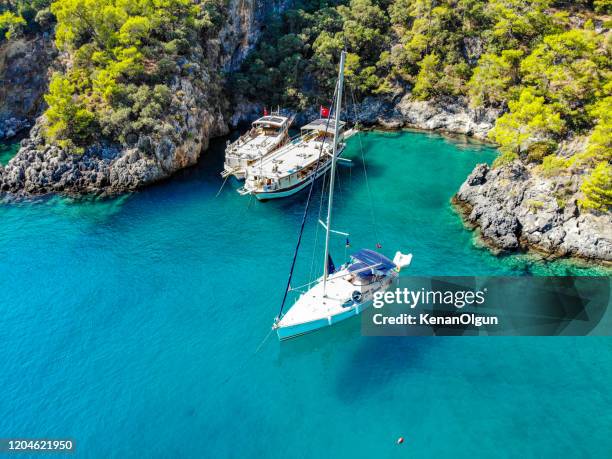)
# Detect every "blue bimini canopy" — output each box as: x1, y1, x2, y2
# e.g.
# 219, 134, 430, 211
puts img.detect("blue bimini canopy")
348, 249, 396, 277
